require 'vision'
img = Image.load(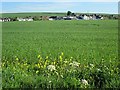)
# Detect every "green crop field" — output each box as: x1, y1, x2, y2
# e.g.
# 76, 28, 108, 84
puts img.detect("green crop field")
1, 12, 117, 18
2, 20, 119, 88
1, 12, 66, 18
